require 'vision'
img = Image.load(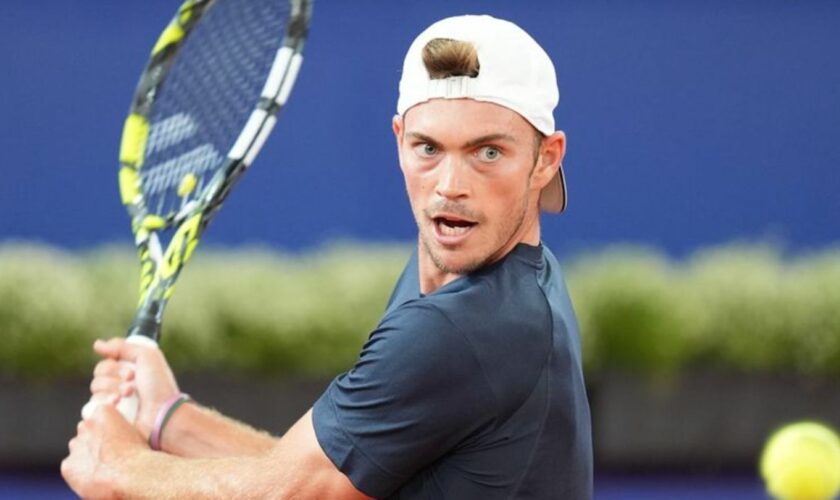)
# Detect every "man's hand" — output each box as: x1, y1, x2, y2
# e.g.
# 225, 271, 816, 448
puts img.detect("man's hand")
62, 402, 149, 499
88, 337, 180, 439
